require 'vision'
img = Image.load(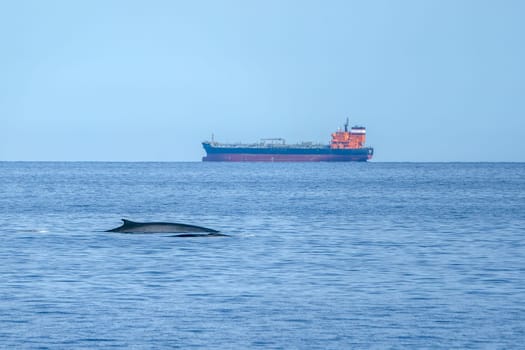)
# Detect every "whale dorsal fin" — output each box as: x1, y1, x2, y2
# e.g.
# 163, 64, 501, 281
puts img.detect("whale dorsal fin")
121, 219, 138, 226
